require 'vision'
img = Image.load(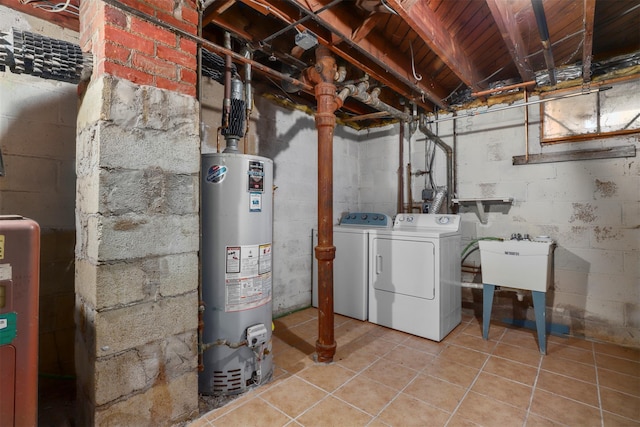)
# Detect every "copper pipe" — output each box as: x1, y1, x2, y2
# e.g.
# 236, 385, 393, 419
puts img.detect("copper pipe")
524, 89, 529, 162
308, 46, 343, 363
397, 122, 404, 213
